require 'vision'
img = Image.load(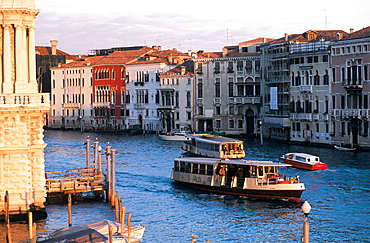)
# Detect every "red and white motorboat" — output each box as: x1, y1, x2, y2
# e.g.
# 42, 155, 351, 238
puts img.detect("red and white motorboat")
280, 153, 327, 171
